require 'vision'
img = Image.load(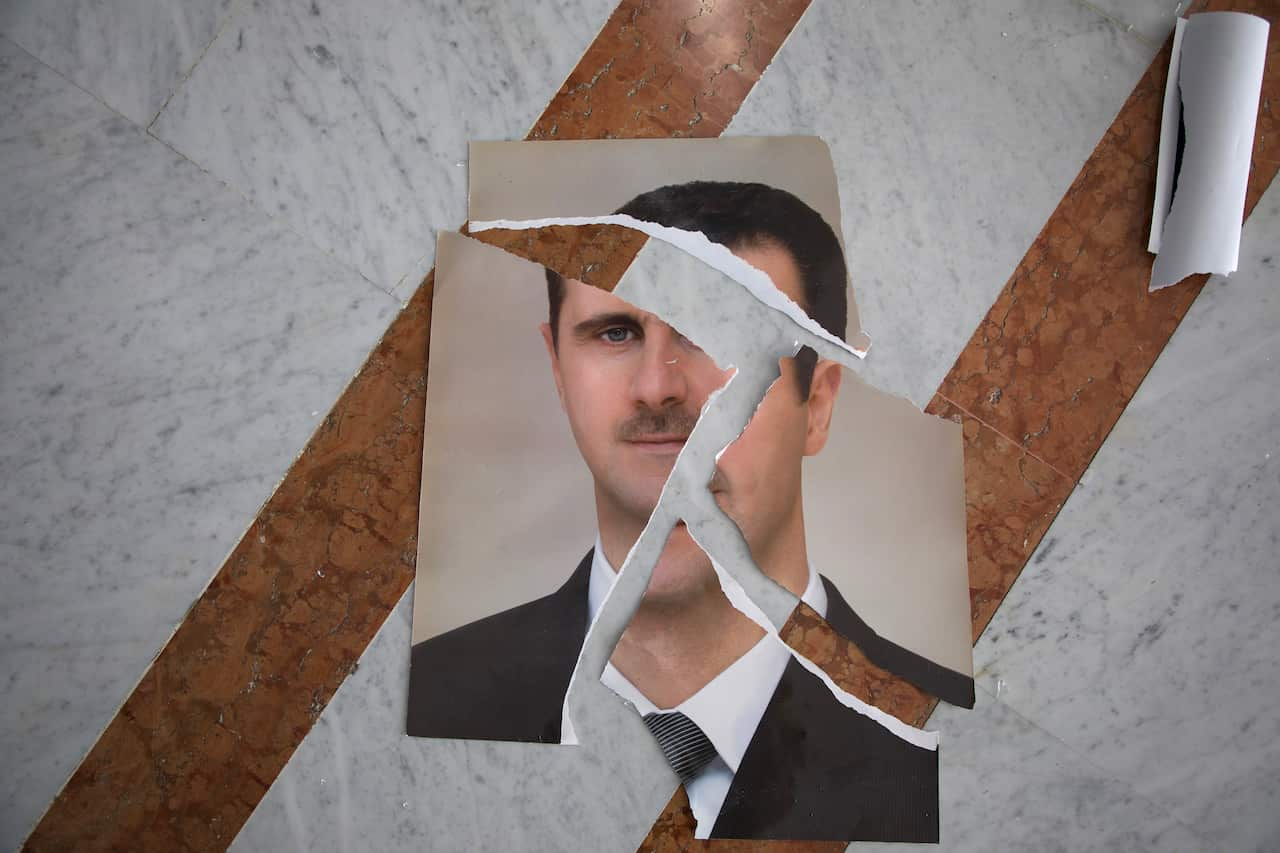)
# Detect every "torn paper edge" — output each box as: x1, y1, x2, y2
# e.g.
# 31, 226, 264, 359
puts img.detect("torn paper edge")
560, 362, 744, 746
465, 137, 871, 355
550, 227, 937, 752
616, 236, 973, 682
694, 527, 940, 752
469, 213, 869, 360
1148, 17, 1188, 255
561, 370, 746, 746
564, 365, 938, 751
